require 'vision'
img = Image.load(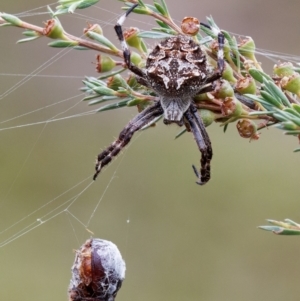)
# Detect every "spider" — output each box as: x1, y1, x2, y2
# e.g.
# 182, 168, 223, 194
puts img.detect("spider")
93, 4, 225, 185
